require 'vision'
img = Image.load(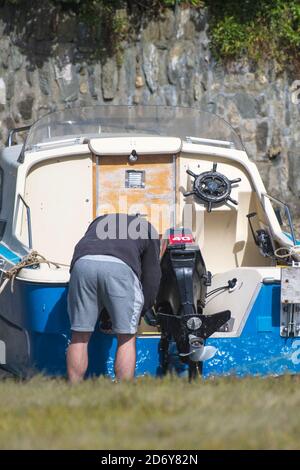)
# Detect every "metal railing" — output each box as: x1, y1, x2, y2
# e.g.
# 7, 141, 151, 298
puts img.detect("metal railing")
262, 193, 297, 246
6, 125, 31, 147
18, 194, 32, 250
